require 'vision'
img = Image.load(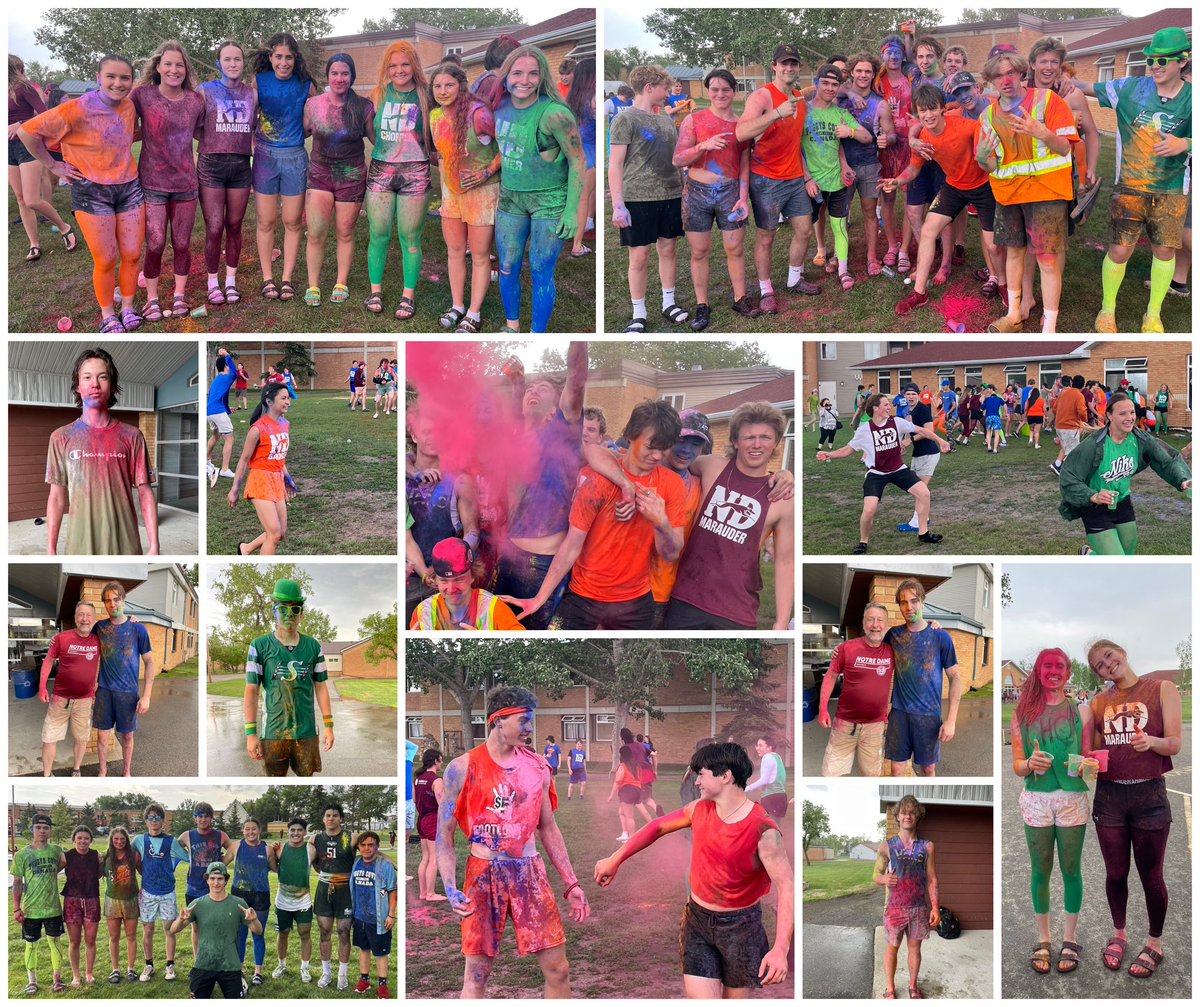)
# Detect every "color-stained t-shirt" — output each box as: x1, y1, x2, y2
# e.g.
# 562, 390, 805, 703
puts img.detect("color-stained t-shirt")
567, 463, 688, 603
255, 71, 308, 149
131, 86, 205, 192
93, 619, 151, 694
1020, 700, 1087, 793
802, 103, 861, 191
885, 624, 958, 719
683, 108, 747, 180
62, 848, 102, 899
839, 92, 884, 169
246, 633, 328, 741
688, 801, 776, 909
372, 85, 426, 163
185, 829, 226, 895
47, 629, 101, 700
13, 844, 64, 918
22, 90, 137, 184
1087, 432, 1140, 504
1095, 77, 1191, 194
187, 894, 251, 972
508, 409, 582, 541
847, 416, 919, 474
104, 850, 140, 900
276, 842, 312, 909
453, 743, 551, 857
249, 415, 289, 473
46, 419, 154, 556
132, 833, 188, 897
307, 92, 374, 167
313, 830, 354, 884
350, 855, 396, 934
568, 748, 587, 771
609, 107, 682, 201
197, 79, 255, 156
913, 114, 989, 191
828, 637, 895, 724
979, 87, 1078, 204
232, 840, 270, 894
430, 103, 498, 196
909, 403, 939, 458
883, 836, 929, 911
649, 470, 703, 604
